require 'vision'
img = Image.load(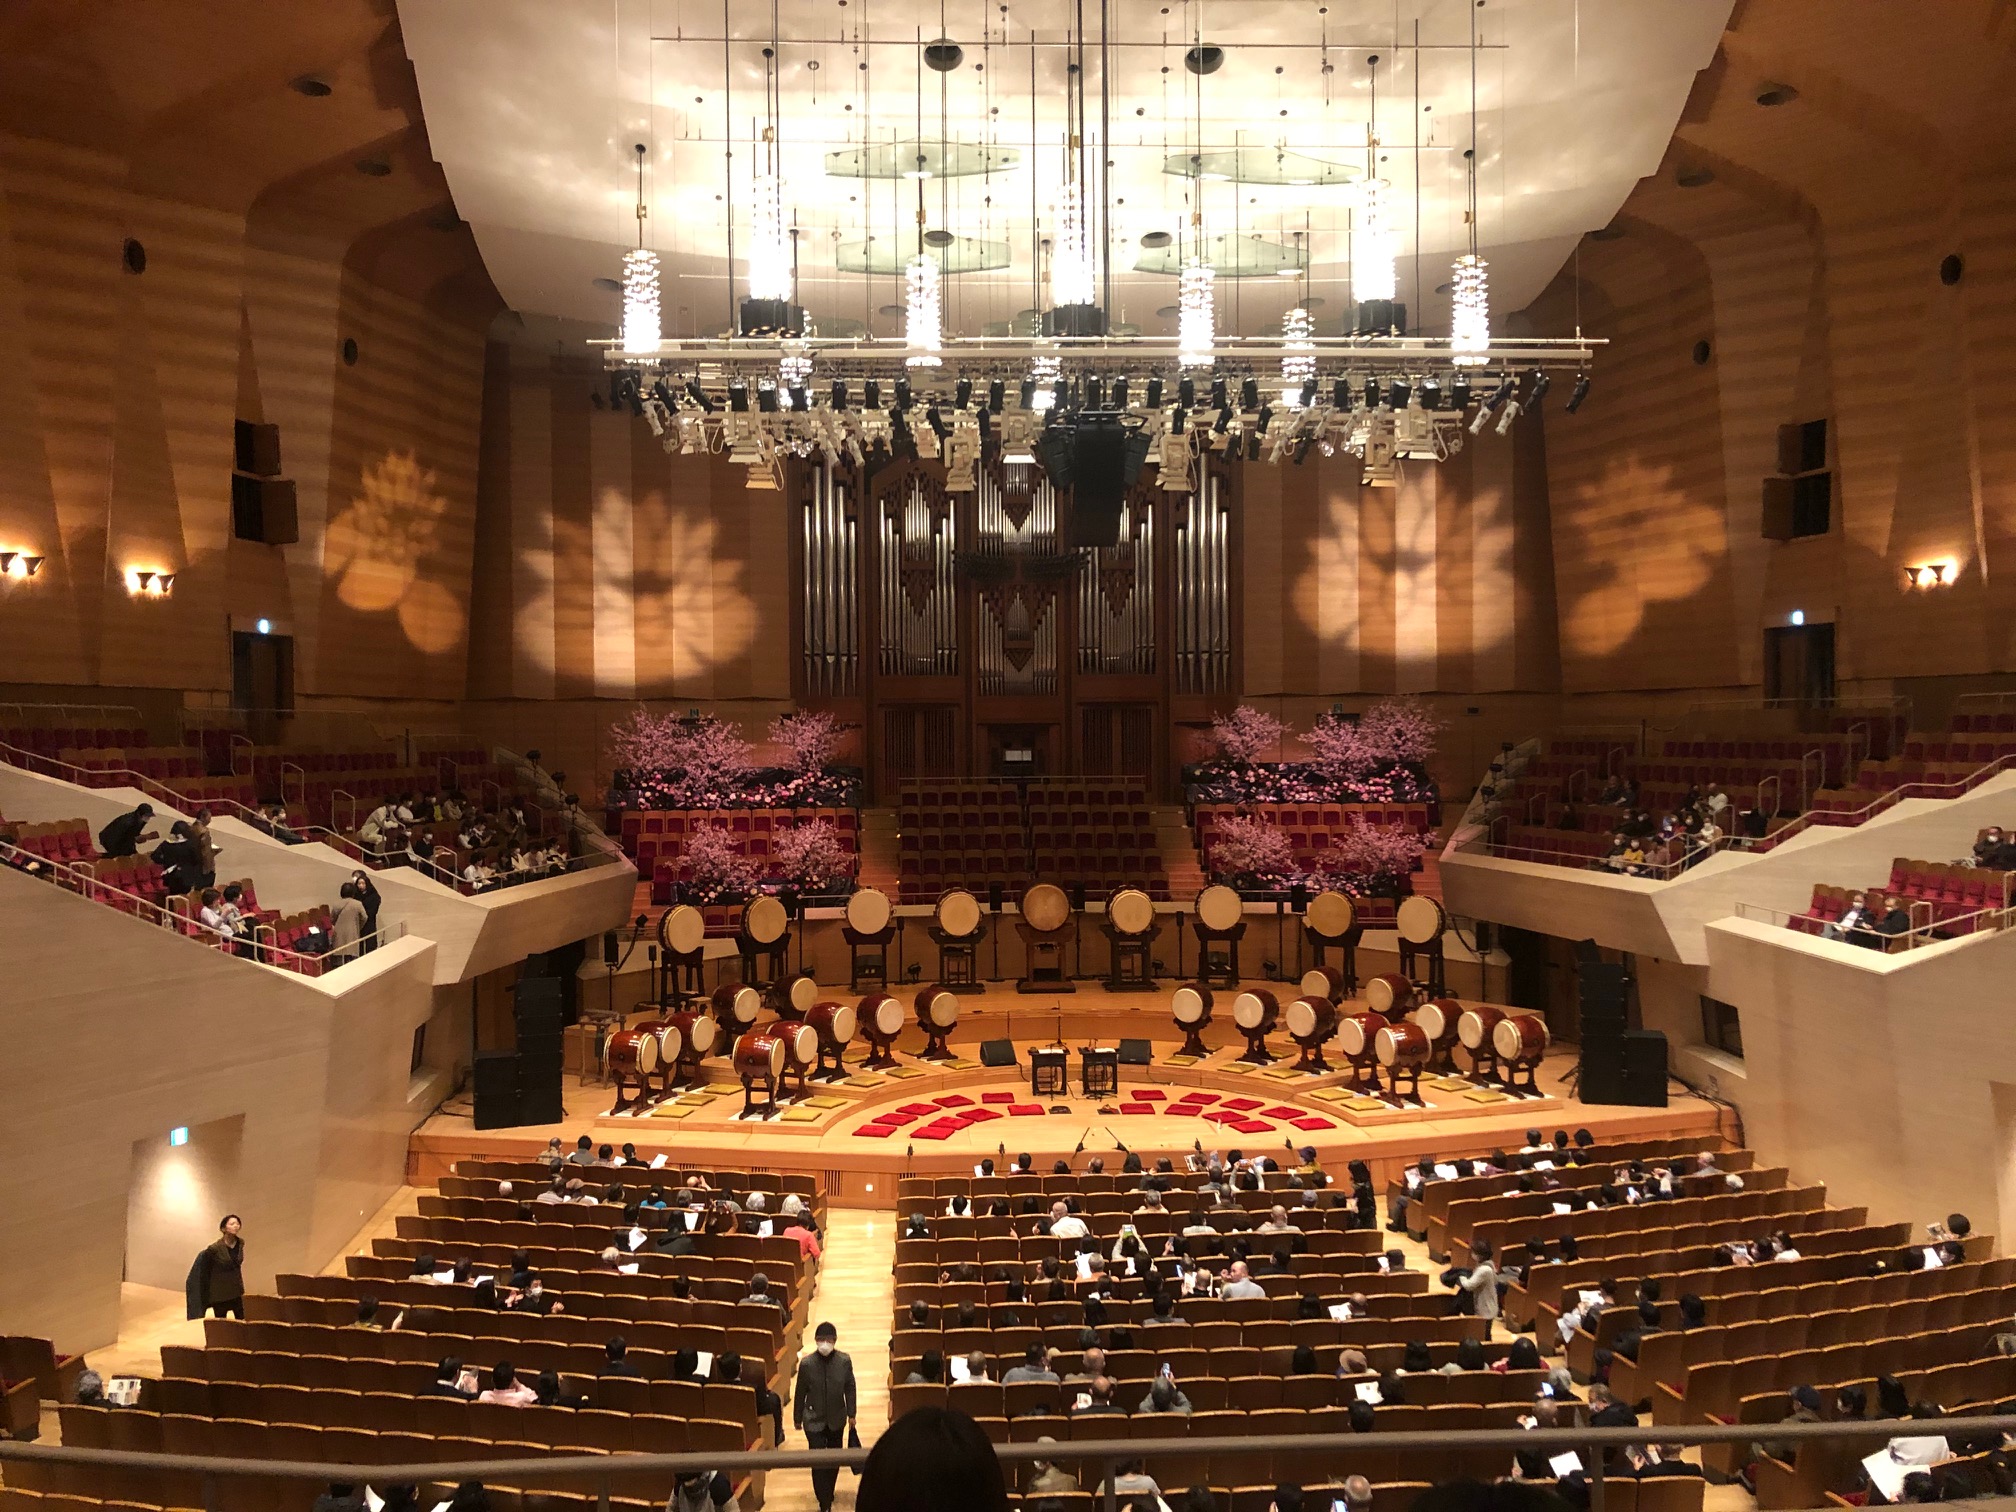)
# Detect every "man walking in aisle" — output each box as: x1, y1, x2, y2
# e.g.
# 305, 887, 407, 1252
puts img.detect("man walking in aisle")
793, 1321, 856, 1512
